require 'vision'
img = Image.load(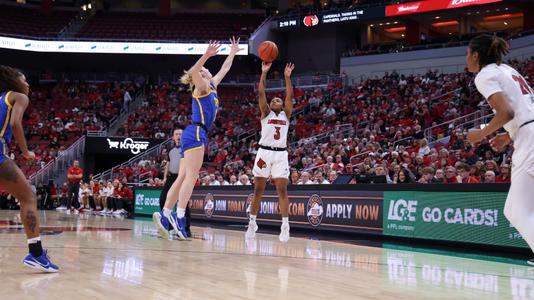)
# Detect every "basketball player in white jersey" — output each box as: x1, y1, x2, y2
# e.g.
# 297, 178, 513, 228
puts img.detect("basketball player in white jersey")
466, 34, 534, 265
246, 61, 294, 242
